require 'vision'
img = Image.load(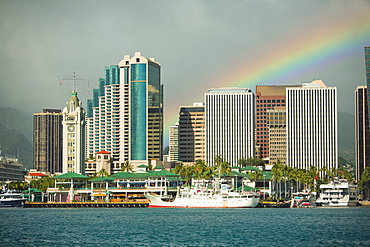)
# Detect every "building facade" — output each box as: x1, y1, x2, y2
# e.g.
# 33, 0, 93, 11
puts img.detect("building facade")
255, 85, 299, 161
205, 88, 255, 167
169, 124, 179, 162
366, 47, 370, 123
178, 103, 205, 163
33, 109, 63, 174
286, 80, 337, 171
267, 107, 286, 166
86, 52, 163, 171
355, 86, 370, 181
62, 91, 86, 174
